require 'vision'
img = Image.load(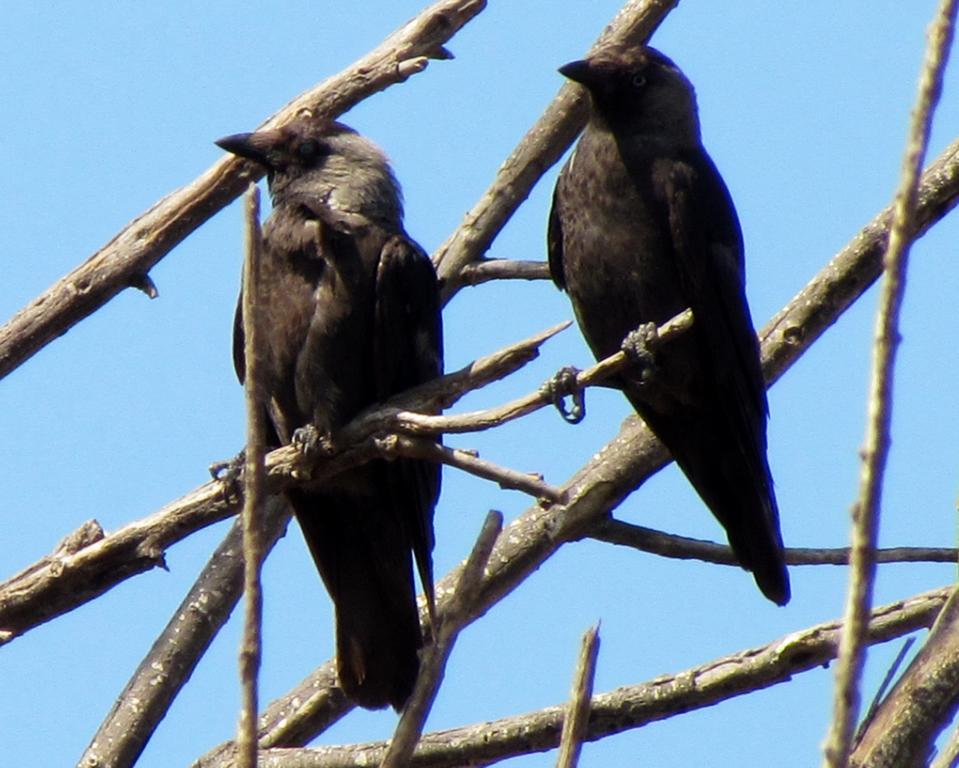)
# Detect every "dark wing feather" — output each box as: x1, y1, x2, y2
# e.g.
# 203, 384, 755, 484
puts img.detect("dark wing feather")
232, 296, 245, 384
659, 153, 788, 604
547, 176, 567, 291
231, 262, 282, 448
660, 154, 767, 436
373, 235, 444, 618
